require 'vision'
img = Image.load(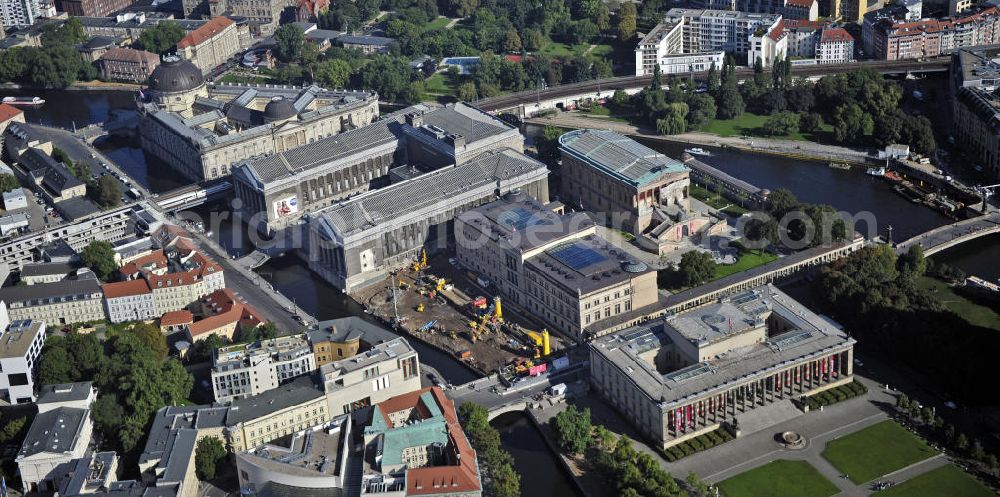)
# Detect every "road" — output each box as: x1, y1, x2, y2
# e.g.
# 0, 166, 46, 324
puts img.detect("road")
478, 58, 951, 112
894, 211, 1000, 255
27, 123, 151, 200
447, 359, 588, 411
